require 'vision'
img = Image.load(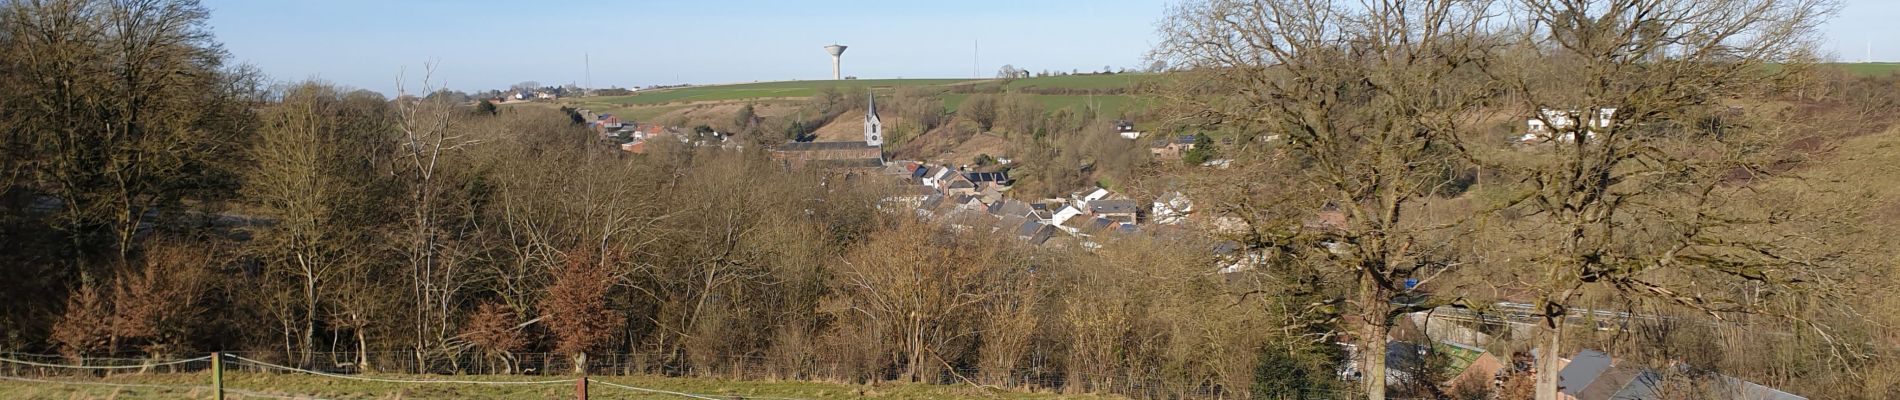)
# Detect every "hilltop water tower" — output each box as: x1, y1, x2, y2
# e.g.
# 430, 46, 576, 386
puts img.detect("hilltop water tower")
824, 44, 848, 80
